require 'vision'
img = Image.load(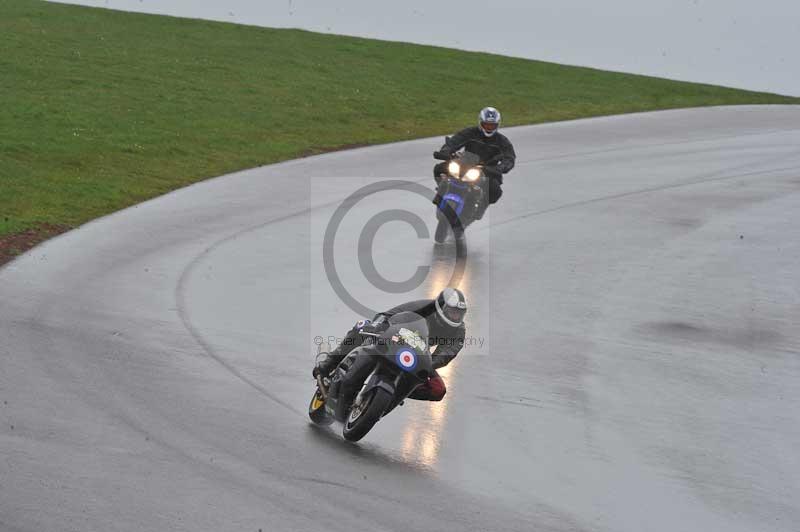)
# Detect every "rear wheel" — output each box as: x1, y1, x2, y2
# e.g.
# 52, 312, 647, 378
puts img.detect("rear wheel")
342, 388, 393, 442
308, 388, 334, 425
